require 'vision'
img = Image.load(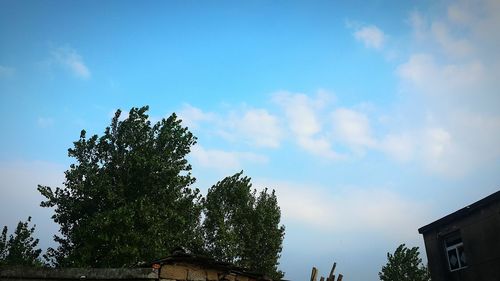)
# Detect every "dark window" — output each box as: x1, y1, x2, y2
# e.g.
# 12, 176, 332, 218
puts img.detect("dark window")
445, 234, 467, 271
